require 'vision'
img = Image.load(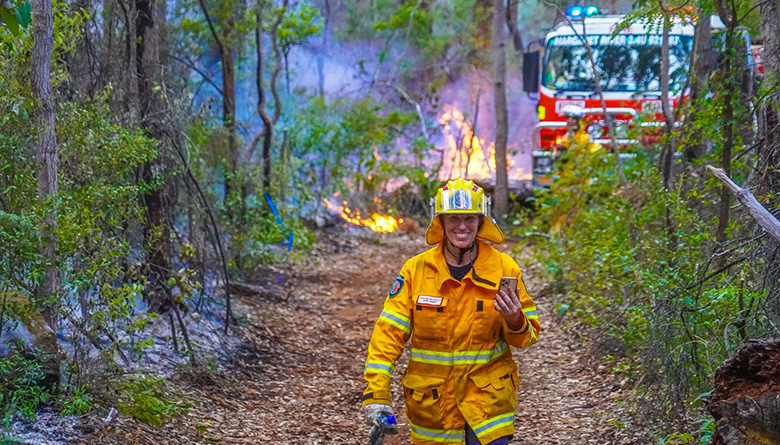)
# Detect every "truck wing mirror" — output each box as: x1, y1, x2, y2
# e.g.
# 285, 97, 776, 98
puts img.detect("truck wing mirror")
523, 51, 540, 94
